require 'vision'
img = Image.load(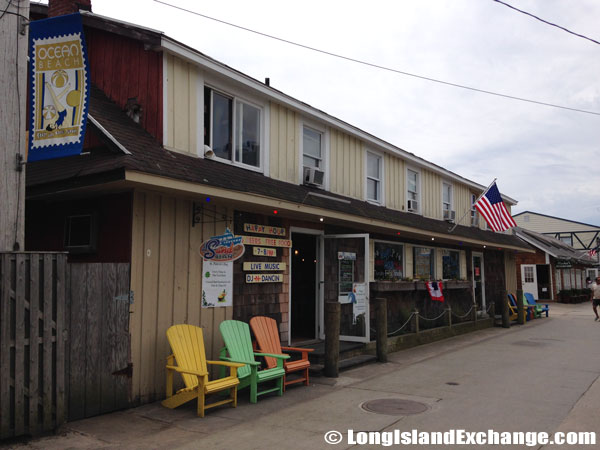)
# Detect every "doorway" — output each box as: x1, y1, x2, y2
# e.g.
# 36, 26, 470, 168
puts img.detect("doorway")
472, 252, 486, 311
290, 232, 319, 343
536, 265, 551, 300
